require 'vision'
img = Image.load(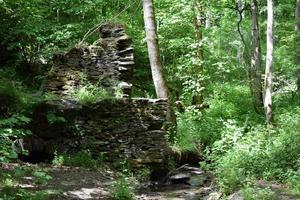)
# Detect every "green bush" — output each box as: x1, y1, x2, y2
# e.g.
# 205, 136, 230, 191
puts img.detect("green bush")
214, 103, 300, 194
72, 83, 112, 105
32, 170, 52, 185
110, 176, 135, 200
0, 188, 51, 200
52, 150, 103, 169
241, 187, 276, 200
0, 167, 56, 200
0, 115, 32, 163
205, 119, 246, 164
135, 167, 151, 182
287, 169, 300, 194
175, 107, 206, 152
175, 83, 261, 153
